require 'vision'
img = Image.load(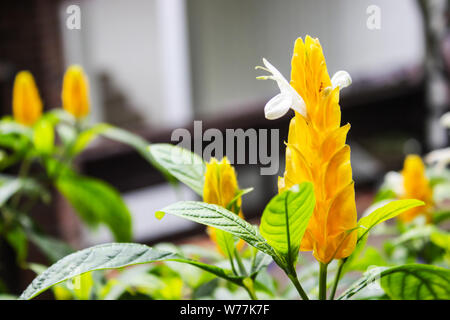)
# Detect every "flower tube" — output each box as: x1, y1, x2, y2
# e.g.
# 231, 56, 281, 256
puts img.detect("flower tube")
12, 71, 42, 126
62, 65, 90, 118
203, 157, 245, 253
